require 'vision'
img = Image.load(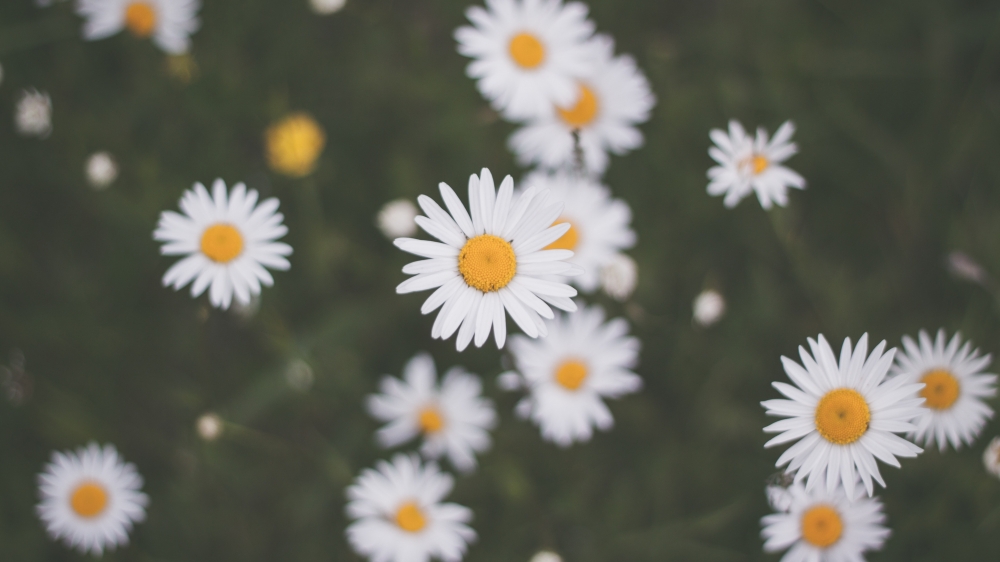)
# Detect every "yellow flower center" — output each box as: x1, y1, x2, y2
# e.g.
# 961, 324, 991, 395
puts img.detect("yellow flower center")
554, 359, 588, 391
265, 113, 327, 177
920, 369, 960, 410
125, 2, 157, 38
752, 155, 769, 174
814, 388, 870, 445
395, 501, 427, 533
458, 234, 517, 292
544, 218, 579, 251
70, 482, 109, 518
418, 406, 444, 434
557, 85, 599, 129
800, 504, 843, 549
508, 32, 545, 69
200, 224, 244, 263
